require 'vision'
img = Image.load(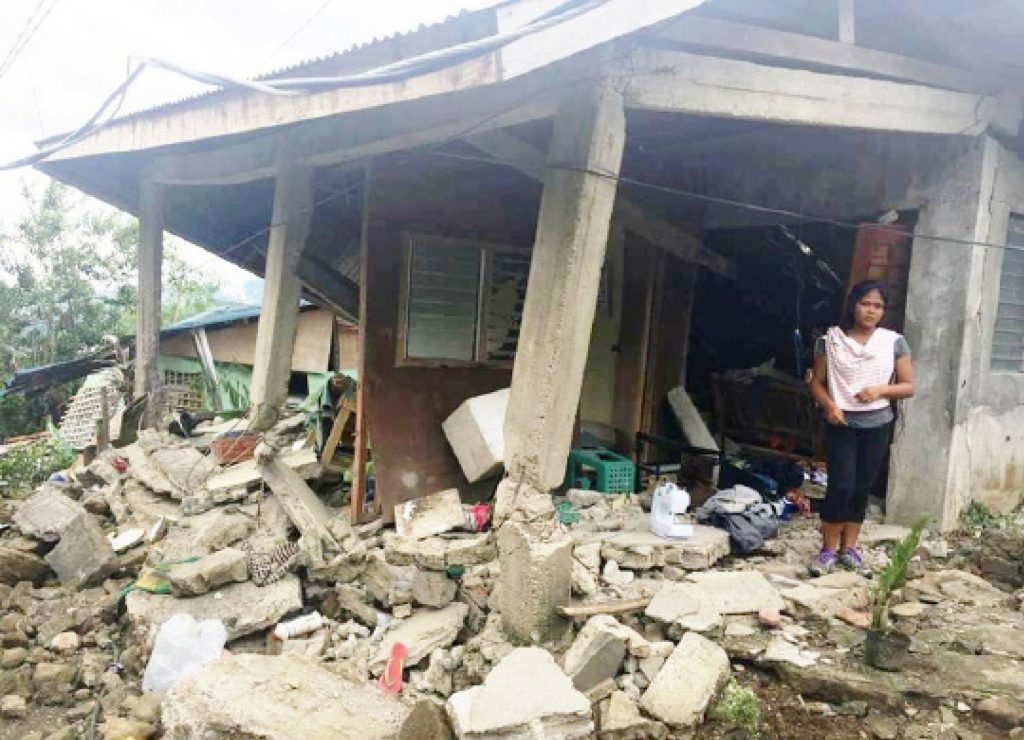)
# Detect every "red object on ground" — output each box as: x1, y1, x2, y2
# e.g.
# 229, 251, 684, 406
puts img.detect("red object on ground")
377, 642, 407, 694
111, 458, 128, 473
209, 433, 259, 465
469, 503, 492, 532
